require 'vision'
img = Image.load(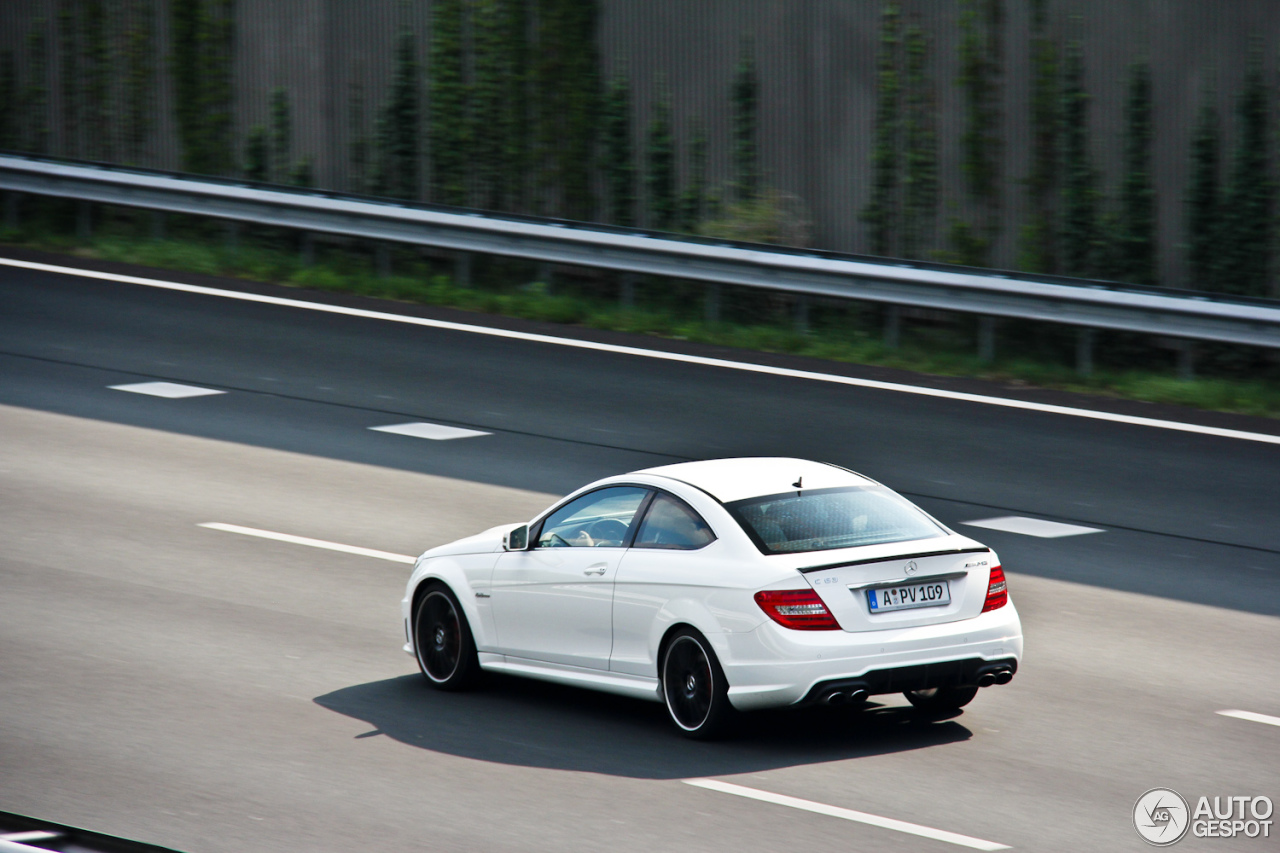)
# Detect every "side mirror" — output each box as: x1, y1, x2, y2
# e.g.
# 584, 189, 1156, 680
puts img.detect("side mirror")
503, 524, 529, 551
